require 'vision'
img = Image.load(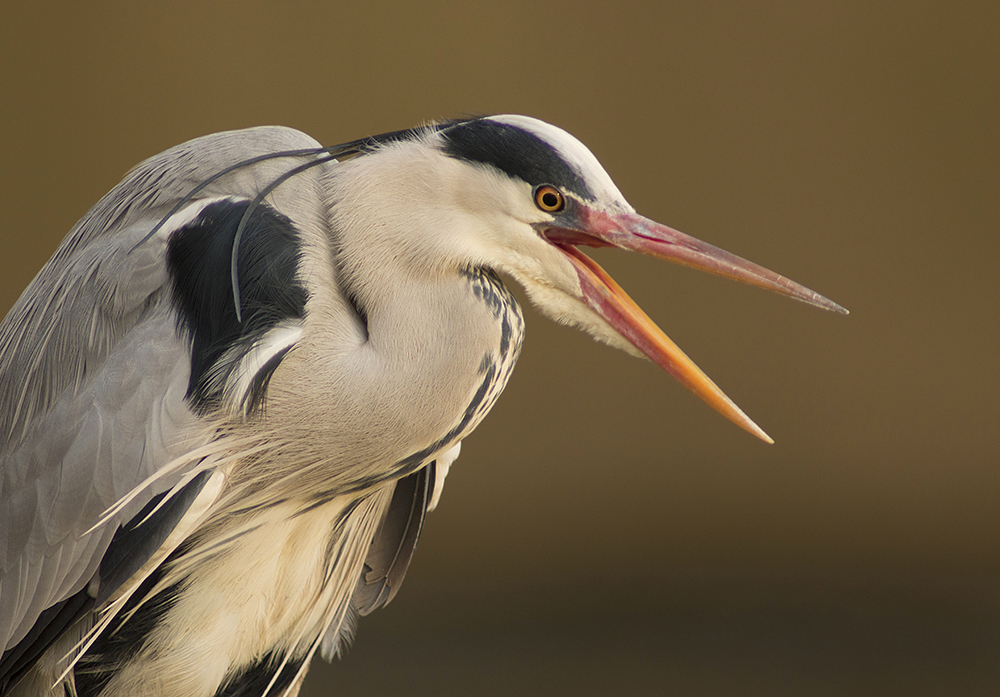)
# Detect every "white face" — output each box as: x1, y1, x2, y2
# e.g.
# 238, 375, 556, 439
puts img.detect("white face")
415, 119, 649, 360
327, 122, 645, 372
